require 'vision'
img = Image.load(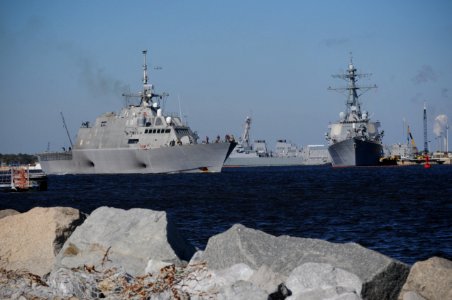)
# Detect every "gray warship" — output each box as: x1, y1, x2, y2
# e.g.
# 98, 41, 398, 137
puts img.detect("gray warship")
224, 116, 330, 167
38, 51, 236, 174
325, 59, 384, 167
